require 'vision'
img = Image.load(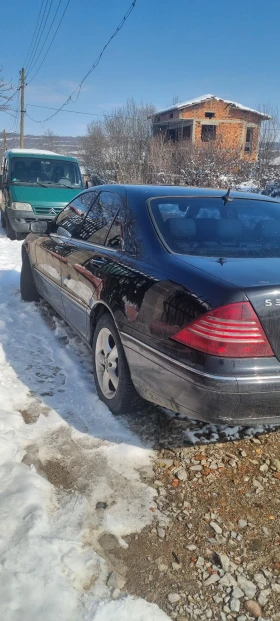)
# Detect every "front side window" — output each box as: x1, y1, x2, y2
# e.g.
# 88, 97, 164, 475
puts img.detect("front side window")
79, 191, 123, 245
10, 157, 82, 188
55, 191, 96, 237
149, 196, 280, 258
